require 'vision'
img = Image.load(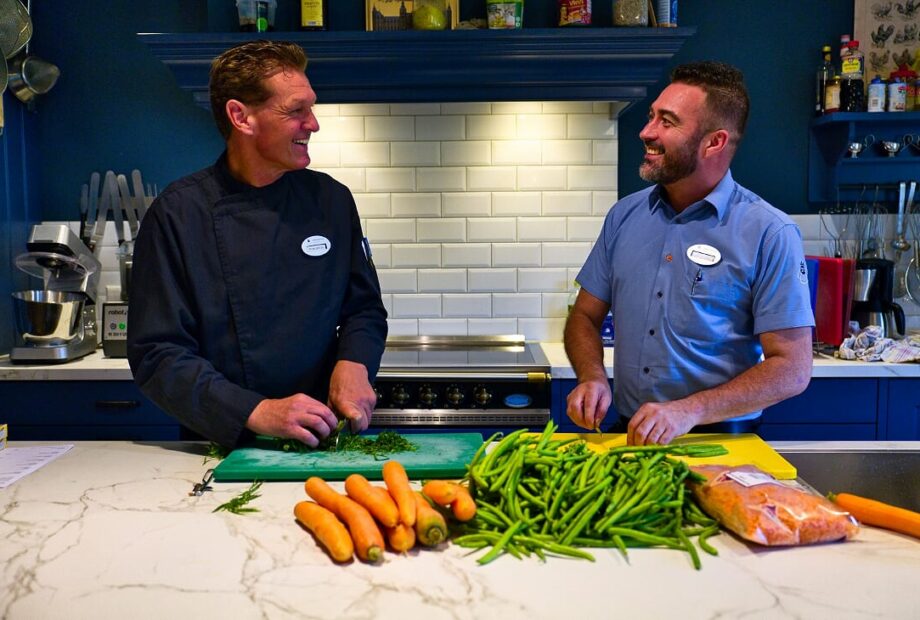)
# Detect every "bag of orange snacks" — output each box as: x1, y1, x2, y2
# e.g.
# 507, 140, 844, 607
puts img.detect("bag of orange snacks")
688, 464, 859, 546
